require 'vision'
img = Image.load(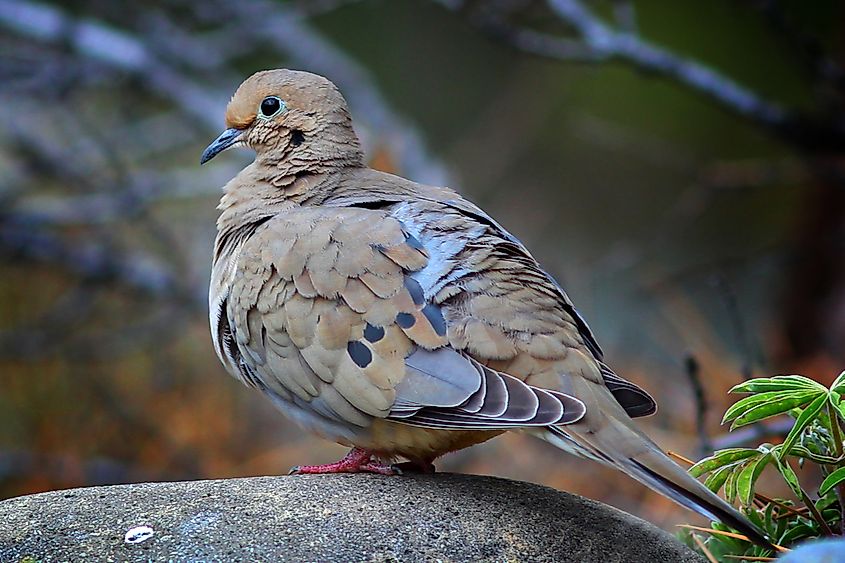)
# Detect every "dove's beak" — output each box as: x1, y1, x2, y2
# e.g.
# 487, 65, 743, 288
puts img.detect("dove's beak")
200, 128, 243, 165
